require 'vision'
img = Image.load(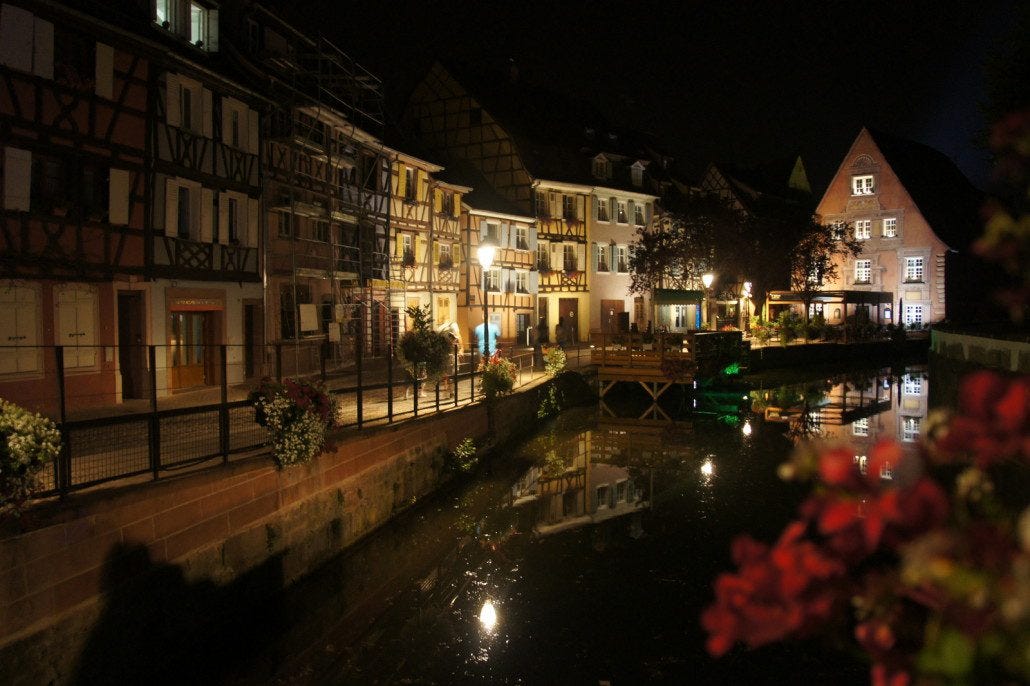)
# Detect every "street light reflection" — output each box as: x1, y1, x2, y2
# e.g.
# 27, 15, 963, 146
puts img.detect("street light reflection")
700, 458, 715, 480
742, 420, 752, 437
479, 599, 498, 632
